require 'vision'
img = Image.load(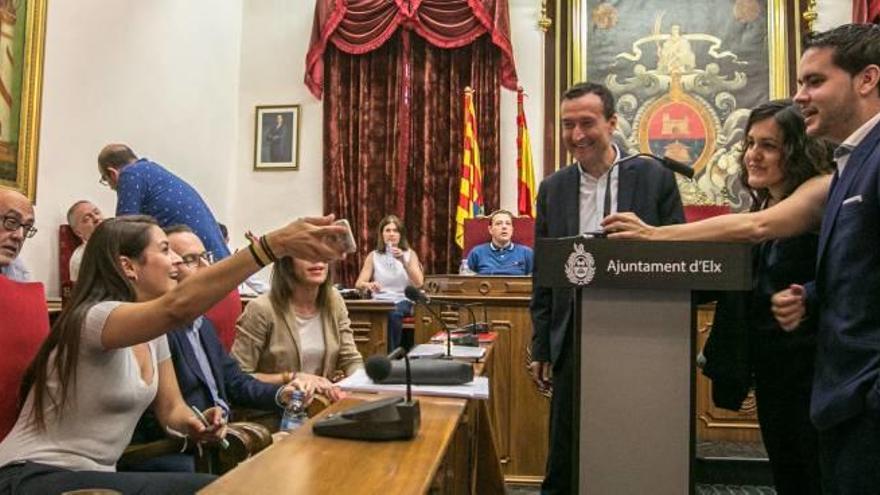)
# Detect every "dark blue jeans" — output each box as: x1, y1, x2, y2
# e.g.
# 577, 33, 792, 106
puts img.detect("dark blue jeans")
0, 461, 215, 495
387, 299, 414, 352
